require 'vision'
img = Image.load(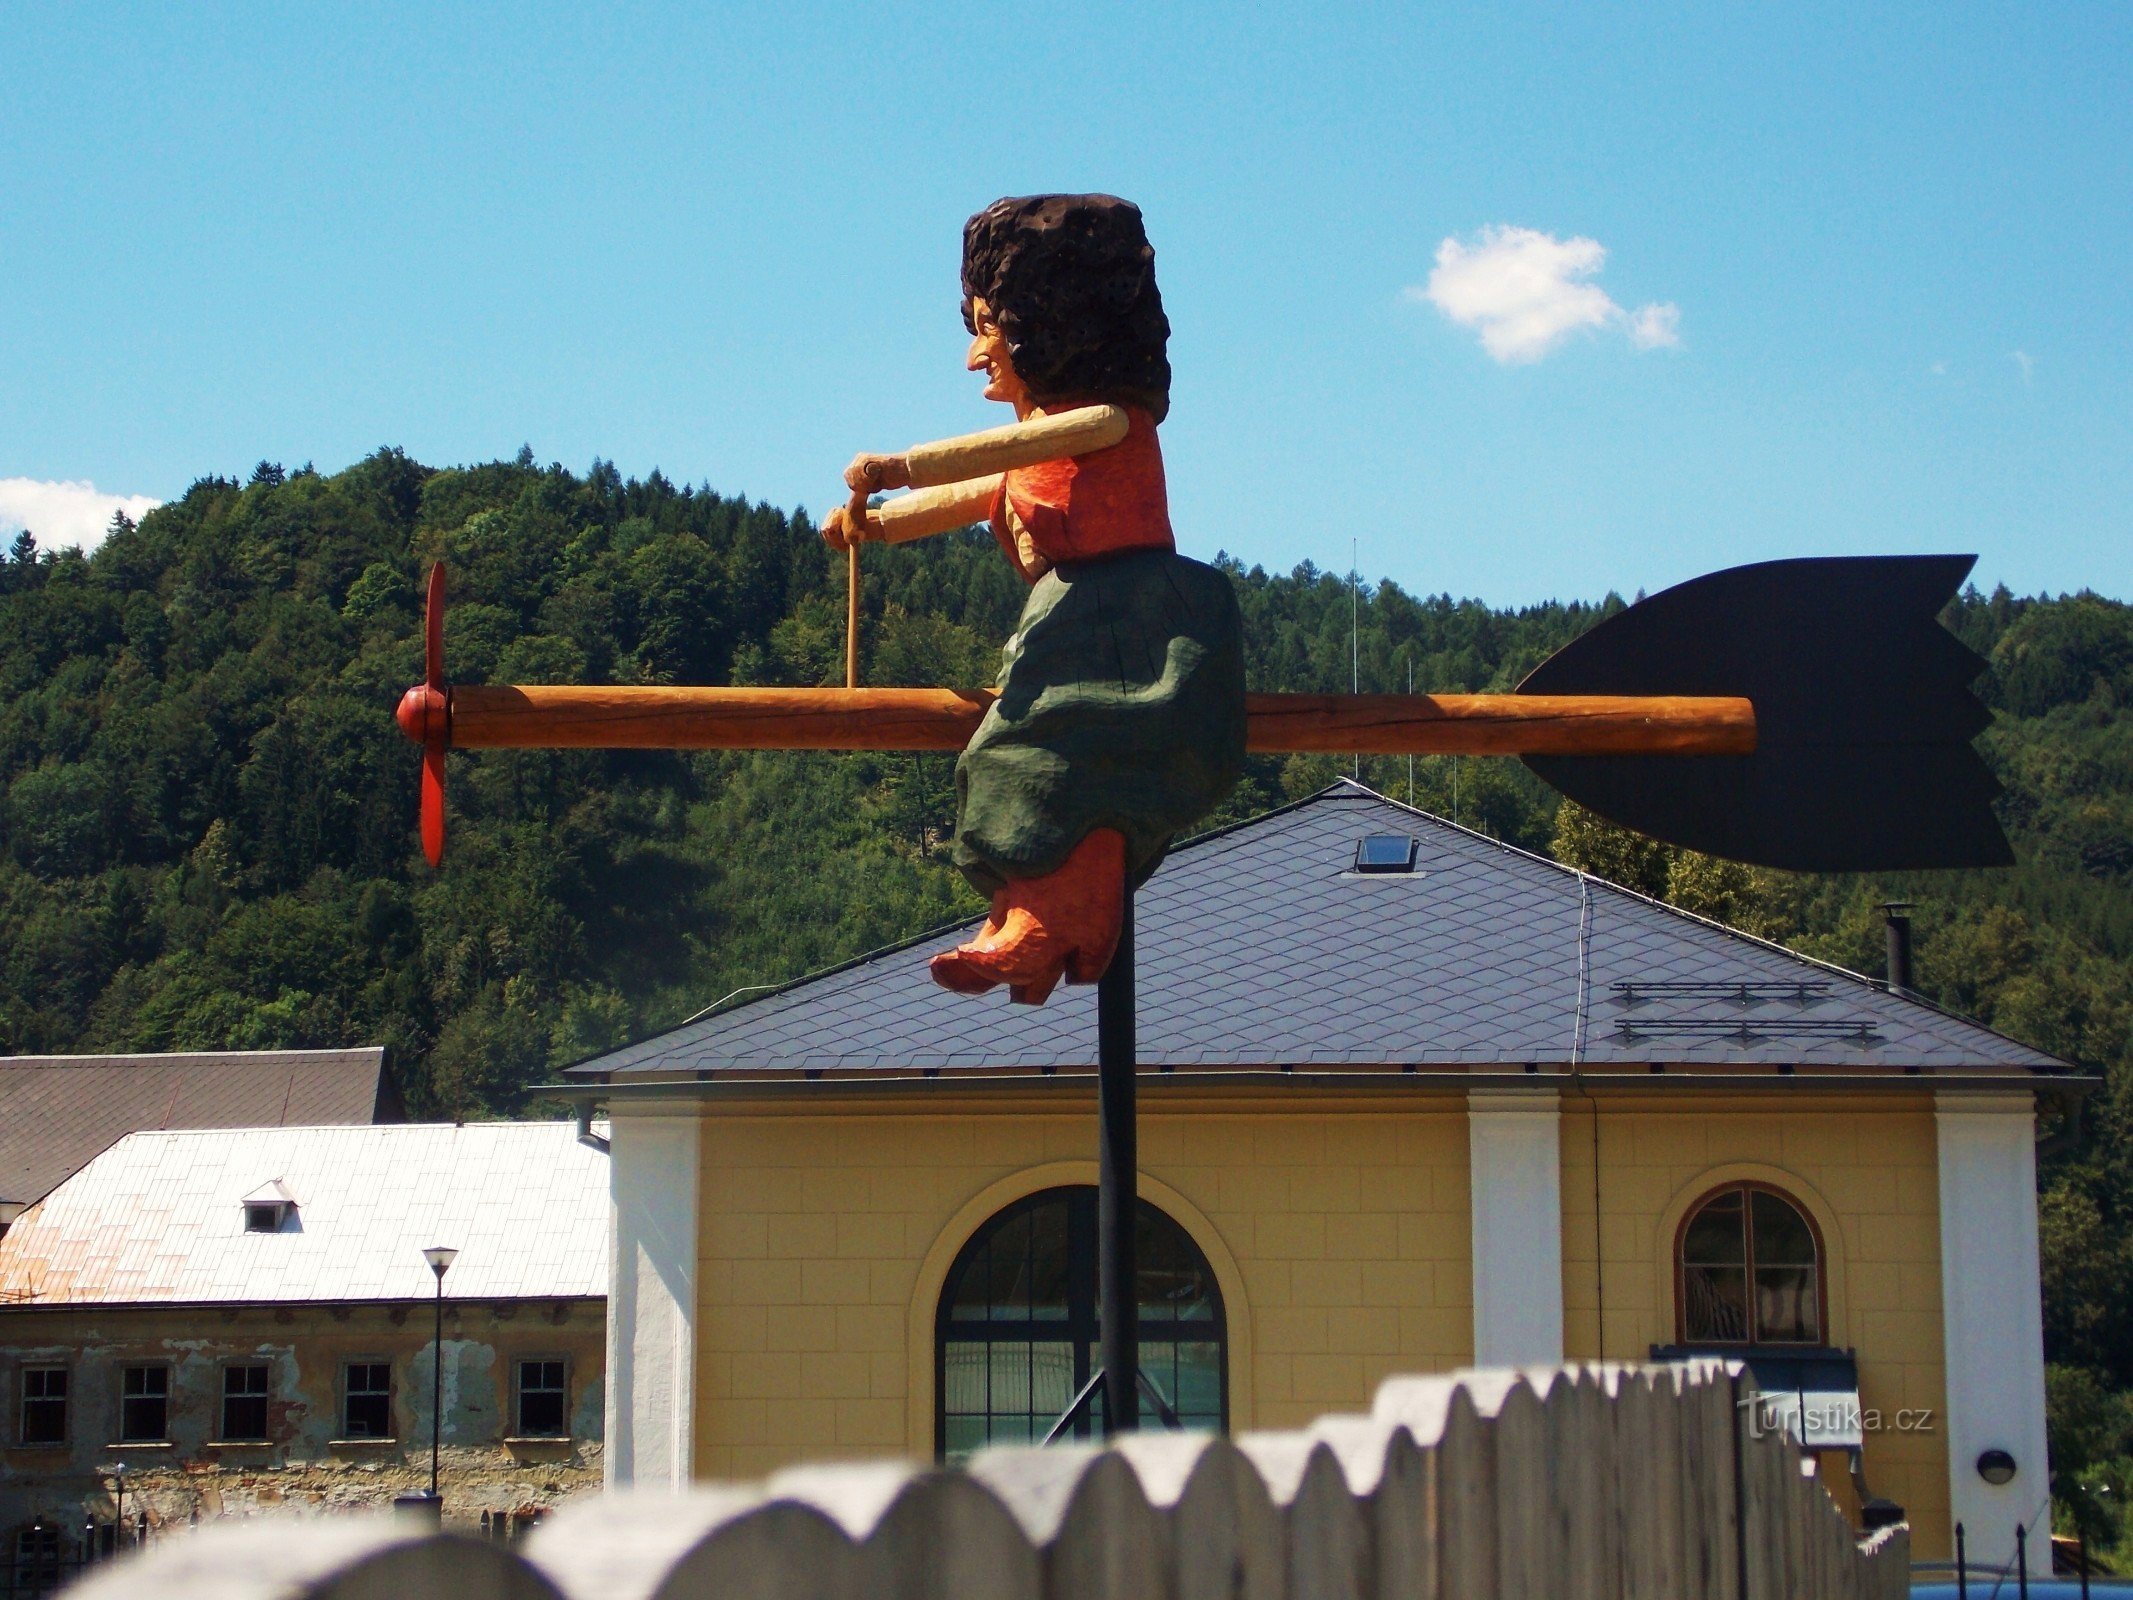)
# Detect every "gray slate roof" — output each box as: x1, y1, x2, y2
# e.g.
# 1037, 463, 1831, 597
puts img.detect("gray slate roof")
573, 784, 2067, 1080
0, 1048, 400, 1209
